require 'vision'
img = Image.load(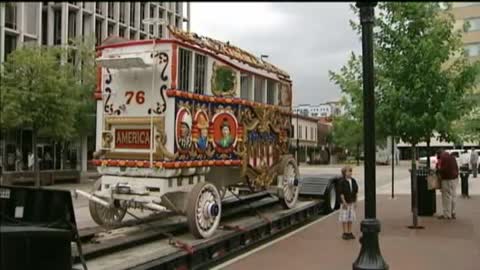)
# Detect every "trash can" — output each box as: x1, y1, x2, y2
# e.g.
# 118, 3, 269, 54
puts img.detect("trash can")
410, 167, 436, 216
460, 165, 470, 198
